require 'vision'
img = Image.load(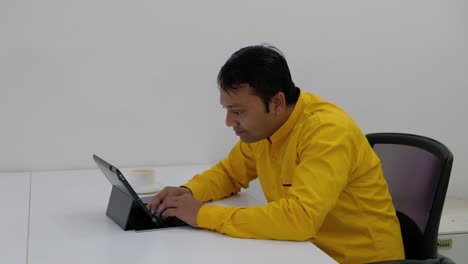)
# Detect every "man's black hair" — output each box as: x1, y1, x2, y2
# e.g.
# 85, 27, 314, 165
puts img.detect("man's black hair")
217, 45, 300, 112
